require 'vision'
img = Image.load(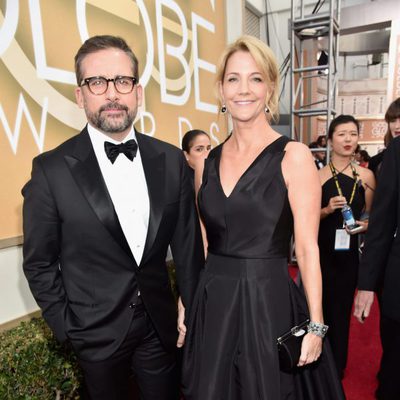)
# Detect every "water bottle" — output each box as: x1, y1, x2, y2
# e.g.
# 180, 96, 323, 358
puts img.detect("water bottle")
341, 205, 357, 229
